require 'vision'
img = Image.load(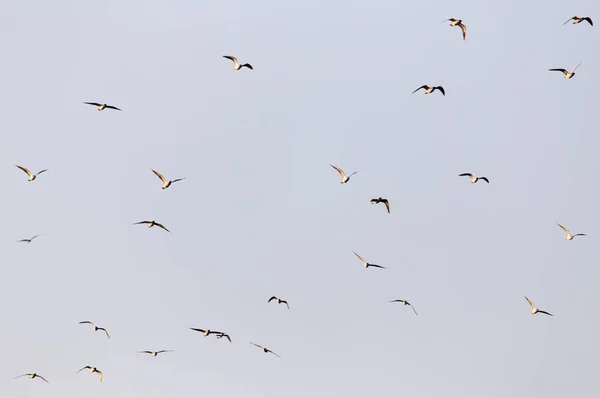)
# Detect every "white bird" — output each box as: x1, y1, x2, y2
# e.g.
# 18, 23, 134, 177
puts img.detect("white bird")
412, 85, 445, 96
223, 55, 253, 70
79, 321, 111, 339
151, 169, 185, 189
556, 223, 586, 240
549, 63, 582, 79
138, 350, 173, 357
389, 300, 418, 316
18, 234, 41, 243
15, 165, 48, 181
330, 164, 358, 184
77, 366, 103, 384
250, 342, 281, 358
459, 173, 489, 184
563, 16, 593, 26
444, 18, 467, 40
83, 102, 122, 111
268, 296, 290, 311
15, 373, 49, 383
353, 251, 386, 269
524, 296, 553, 316
133, 220, 170, 233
